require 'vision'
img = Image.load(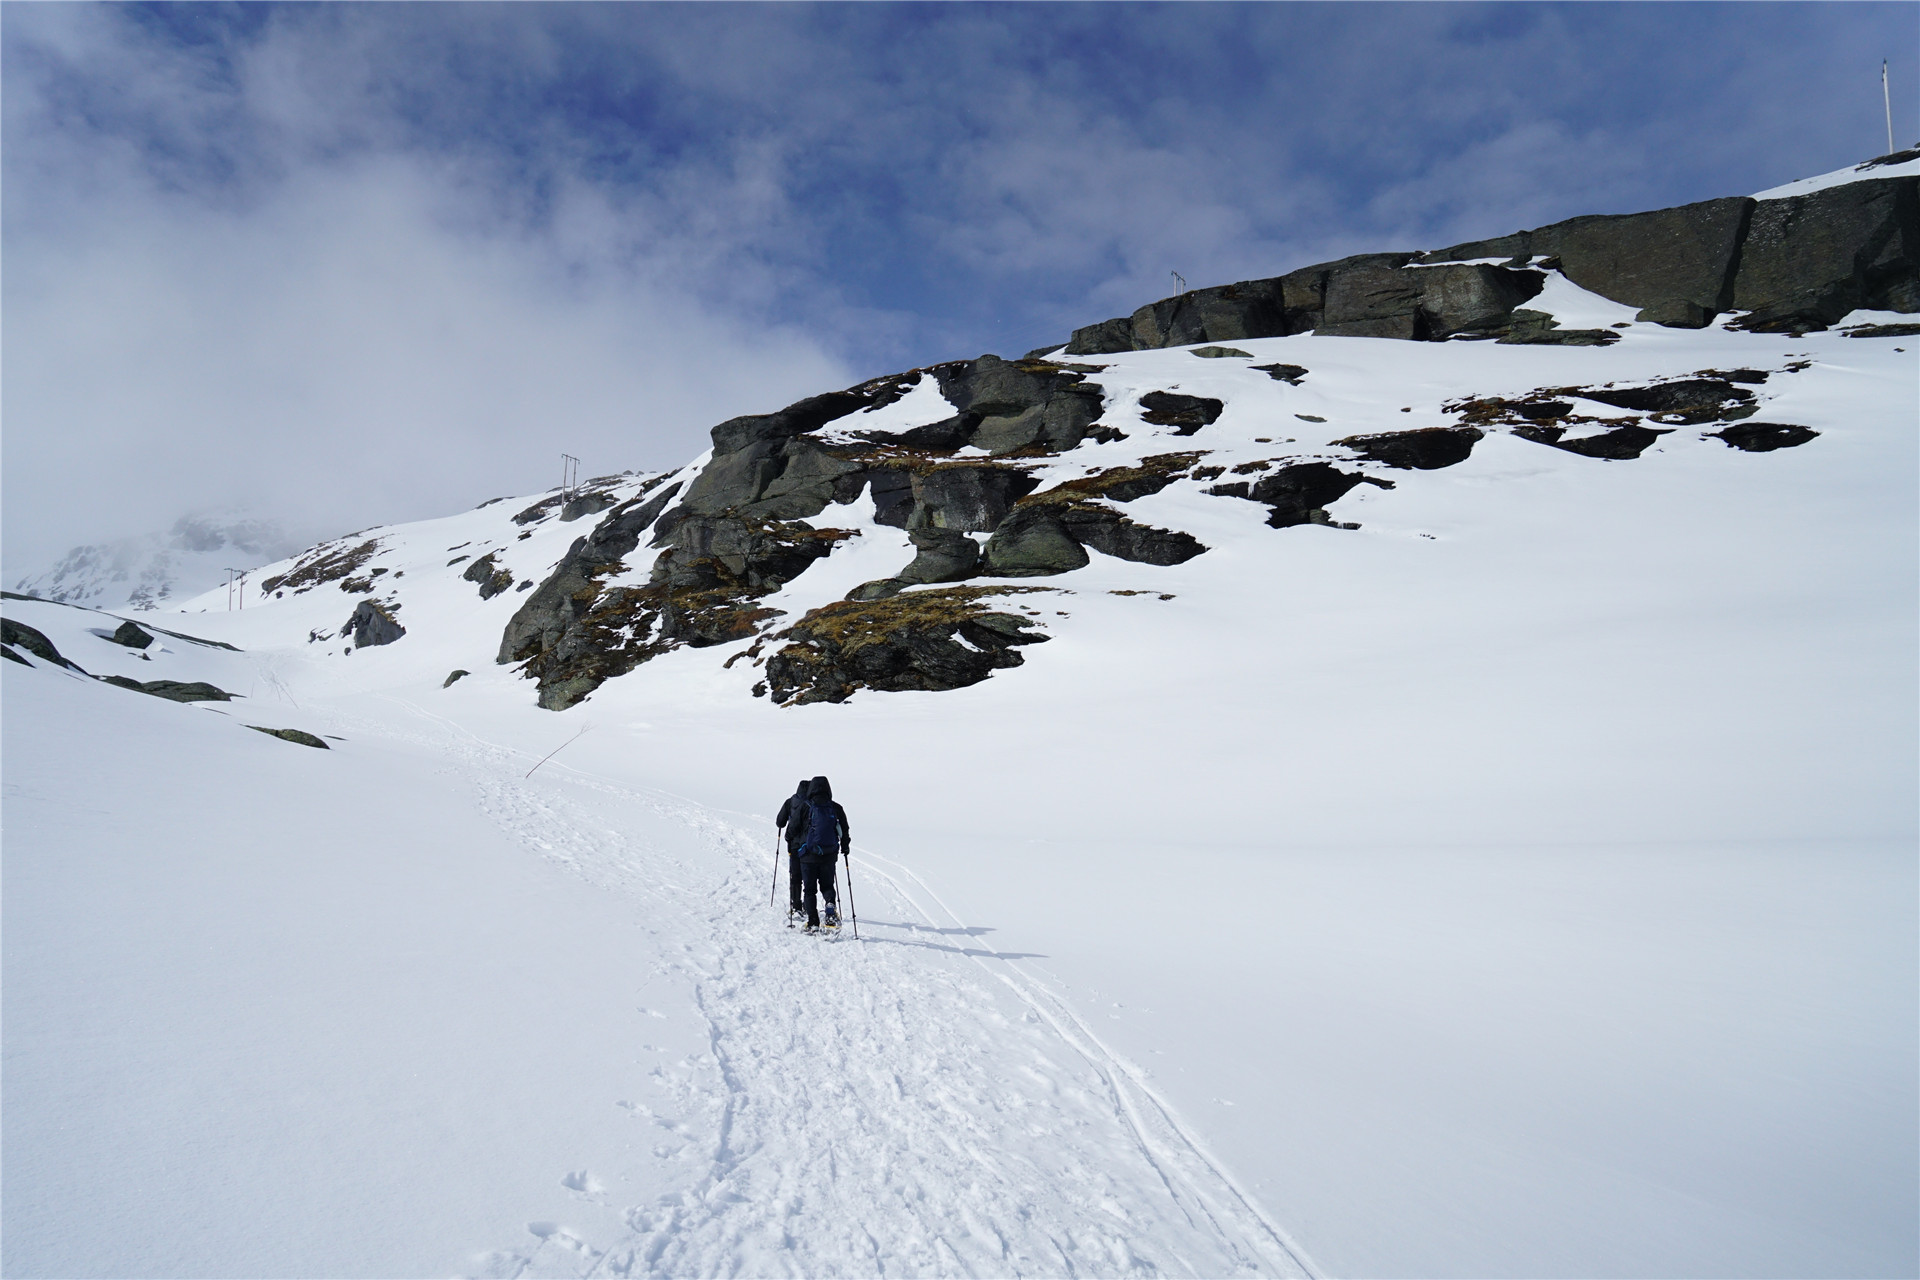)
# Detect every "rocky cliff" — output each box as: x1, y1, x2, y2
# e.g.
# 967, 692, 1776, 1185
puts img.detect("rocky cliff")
1064, 151, 1918, 352
484, 156, 1914, 711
